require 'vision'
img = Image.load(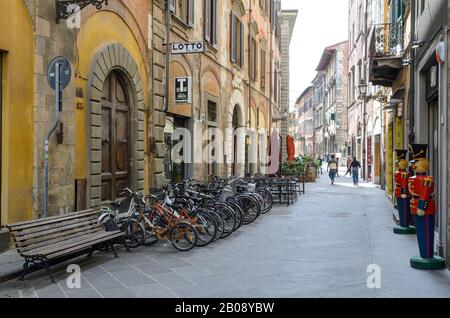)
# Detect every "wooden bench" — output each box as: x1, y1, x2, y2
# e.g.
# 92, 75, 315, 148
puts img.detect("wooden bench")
3, 209, 128, 283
